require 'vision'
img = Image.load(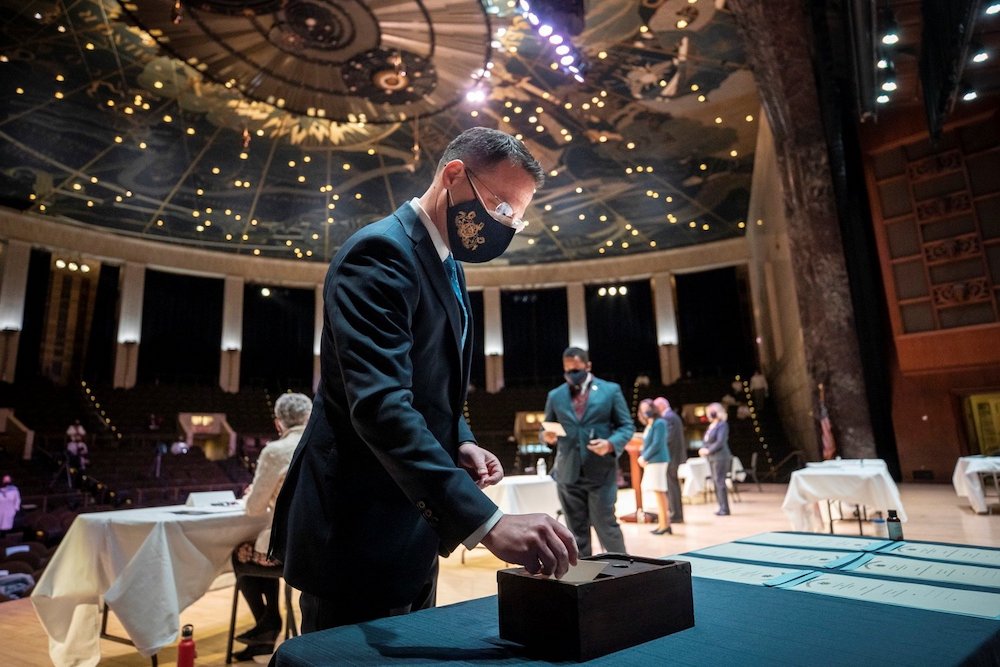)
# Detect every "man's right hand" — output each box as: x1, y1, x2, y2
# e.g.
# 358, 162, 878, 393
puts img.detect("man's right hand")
481, 513, 578, 578
541, 431, 558, 445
